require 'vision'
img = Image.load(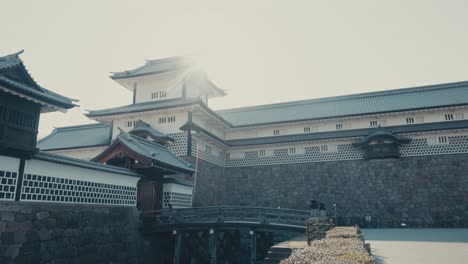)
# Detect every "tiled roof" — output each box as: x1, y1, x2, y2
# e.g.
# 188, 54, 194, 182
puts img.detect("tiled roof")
34, 151, 141, 177
37, 123, 112, 150
102, 131, 195, 174
86, 98, 200, 118
216, 81, 468, 126
110, 56, 192, 79
352, 126, 411, 146
0, 50, 76, 110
